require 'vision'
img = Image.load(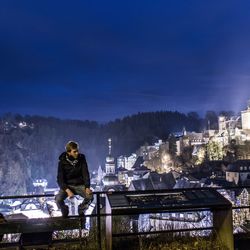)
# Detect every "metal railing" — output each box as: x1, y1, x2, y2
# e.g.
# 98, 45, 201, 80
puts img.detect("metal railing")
1, 186, 250, 249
